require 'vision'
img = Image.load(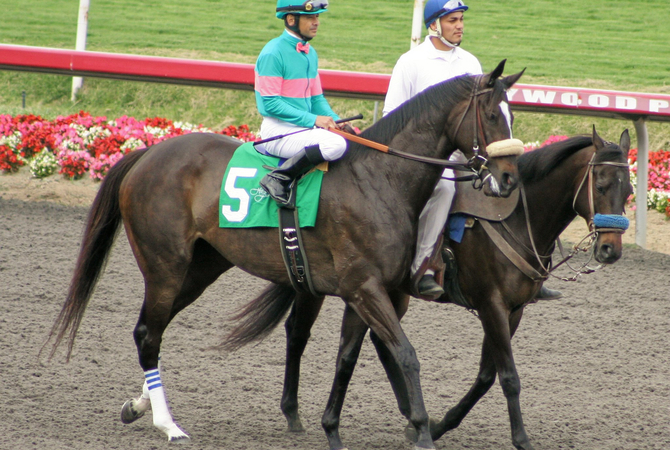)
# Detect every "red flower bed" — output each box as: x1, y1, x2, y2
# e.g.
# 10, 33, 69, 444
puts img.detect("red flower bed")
0, 112, 258, 180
